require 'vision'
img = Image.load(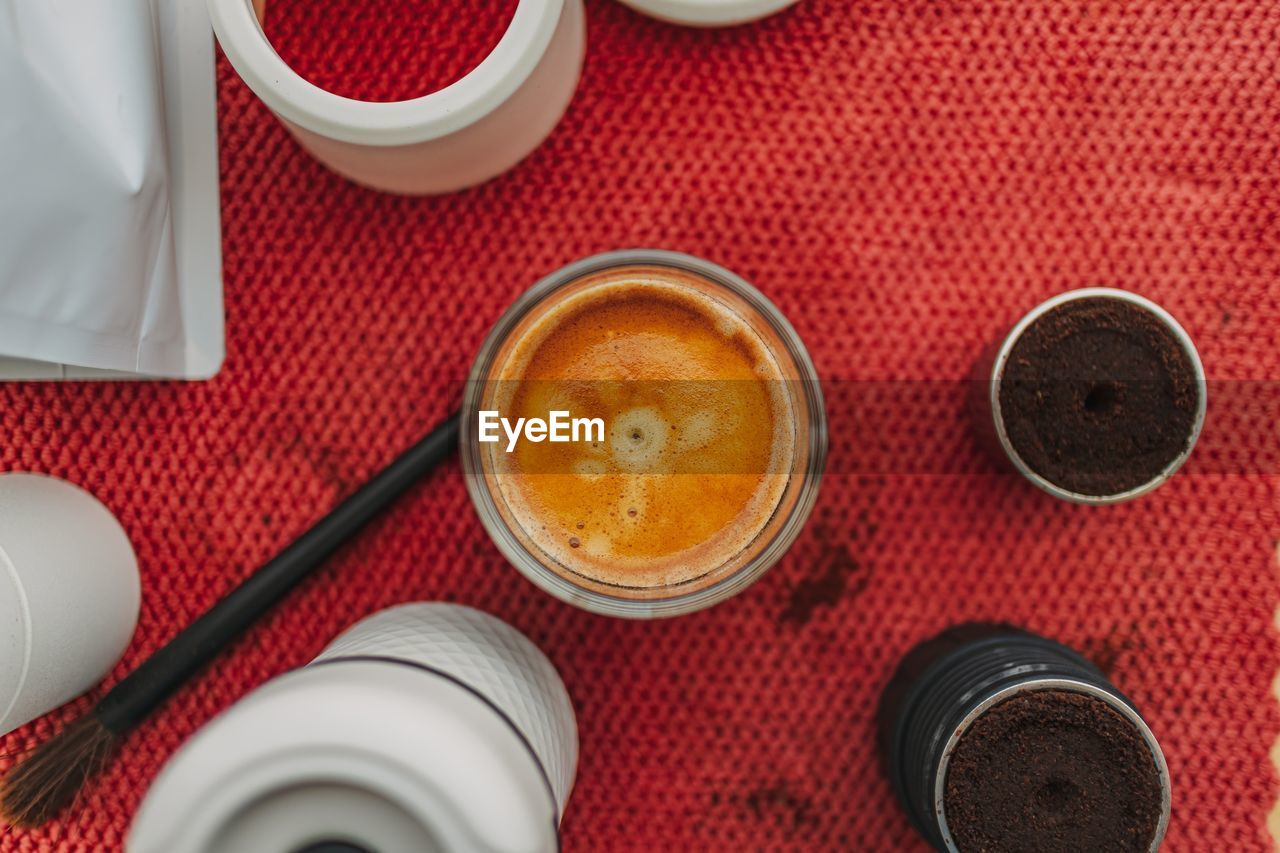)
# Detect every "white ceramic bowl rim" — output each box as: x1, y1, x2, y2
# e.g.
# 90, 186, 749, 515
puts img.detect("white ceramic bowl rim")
620, 0, 798, 26
206, 0, 565, 146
